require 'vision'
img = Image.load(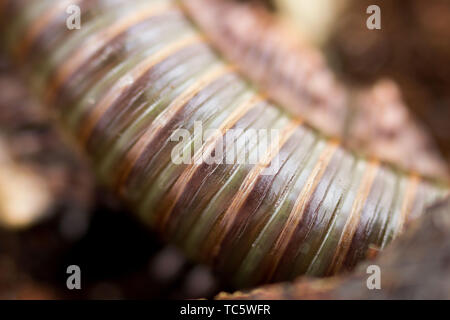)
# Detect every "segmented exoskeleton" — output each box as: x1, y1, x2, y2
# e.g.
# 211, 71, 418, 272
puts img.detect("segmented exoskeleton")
1, 0, 448, 288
